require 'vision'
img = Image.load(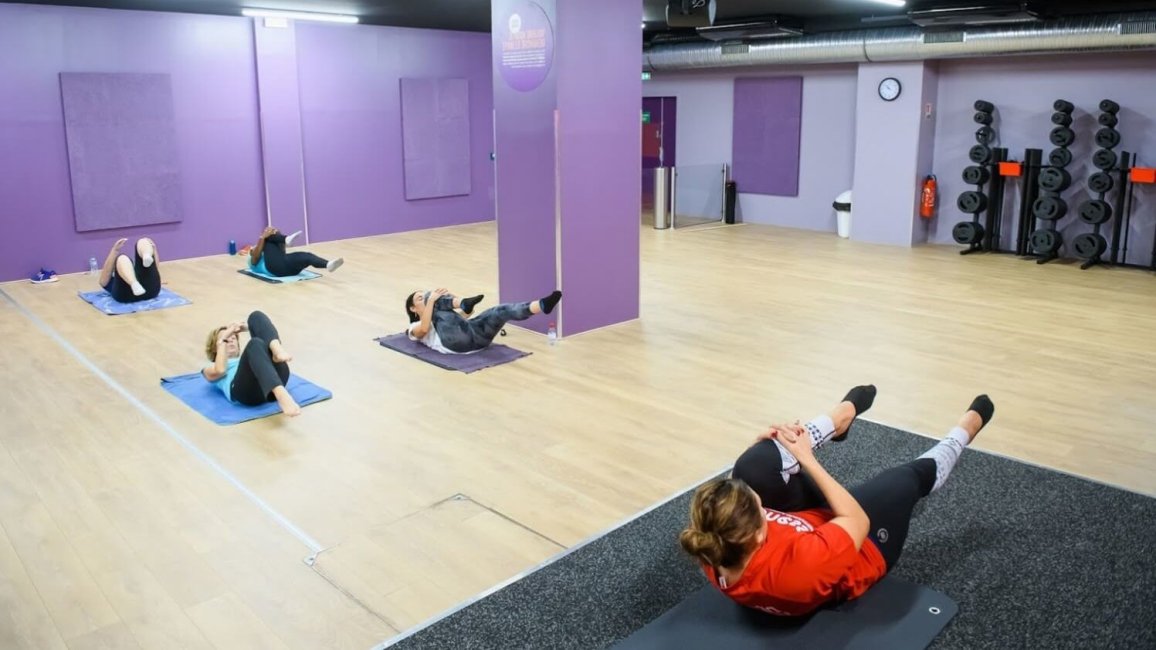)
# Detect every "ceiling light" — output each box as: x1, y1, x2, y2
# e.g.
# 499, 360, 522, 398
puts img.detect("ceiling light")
642, 22, 647, 29
241, 8, 359, 24
866, 0, 906, 7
